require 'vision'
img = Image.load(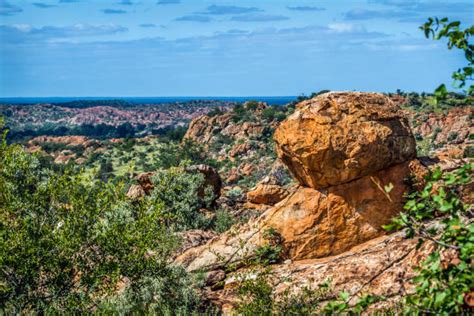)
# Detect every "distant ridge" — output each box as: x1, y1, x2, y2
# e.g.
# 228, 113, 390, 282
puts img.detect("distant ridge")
0, 96, 297, 106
